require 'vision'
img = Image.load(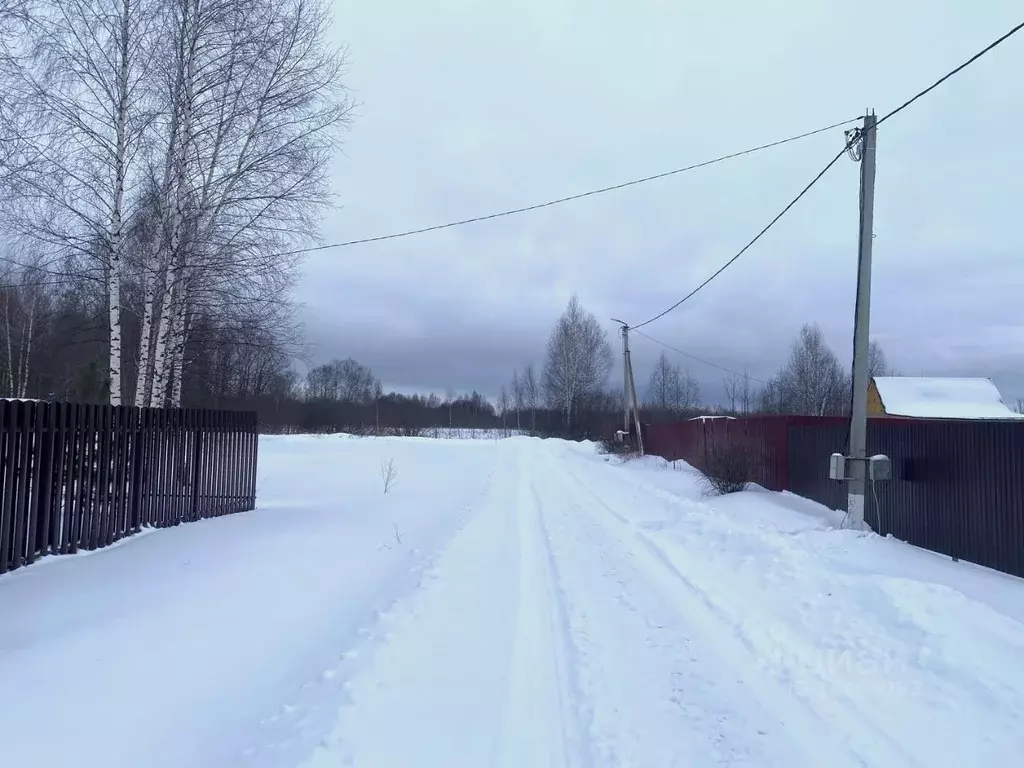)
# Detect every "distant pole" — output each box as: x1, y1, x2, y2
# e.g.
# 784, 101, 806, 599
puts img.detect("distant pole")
627, 348, 645, 455
848, 111, 878, 528
613, 319, 630, 435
